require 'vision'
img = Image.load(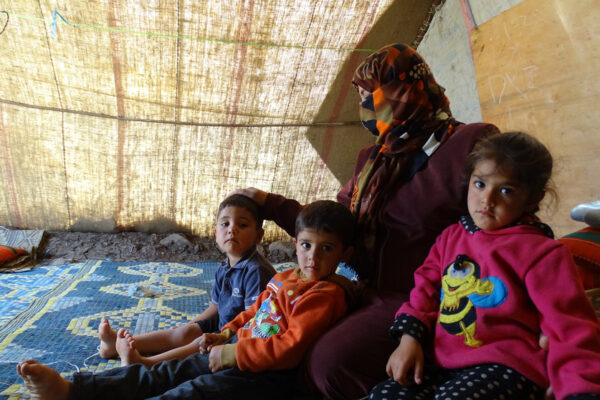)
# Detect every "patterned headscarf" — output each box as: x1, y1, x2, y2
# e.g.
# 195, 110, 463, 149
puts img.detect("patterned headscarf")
349, 43, 456, 281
